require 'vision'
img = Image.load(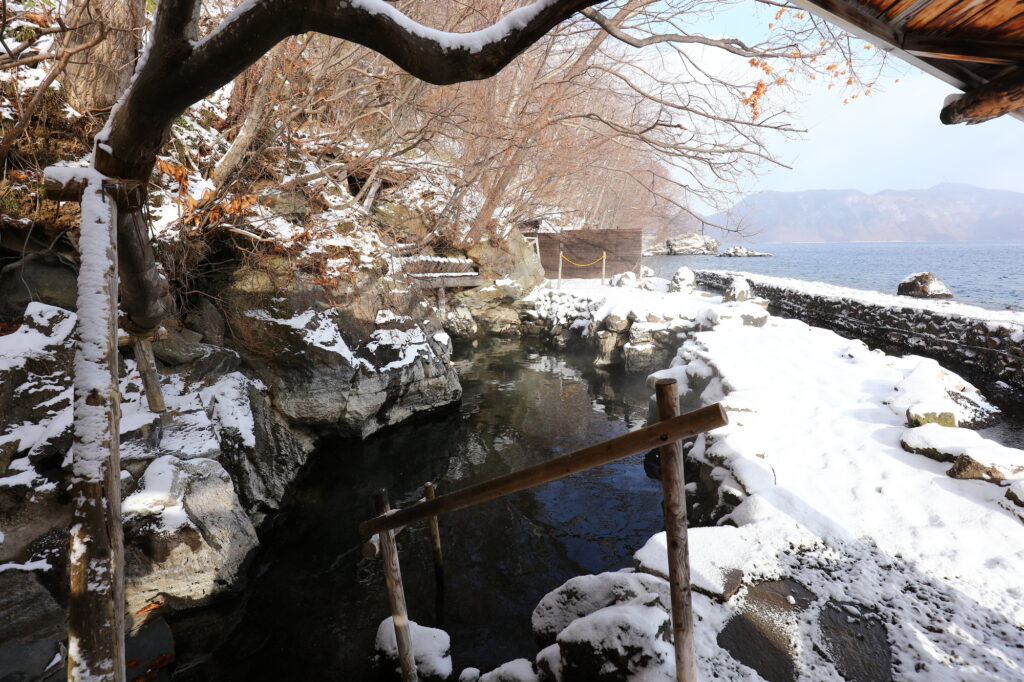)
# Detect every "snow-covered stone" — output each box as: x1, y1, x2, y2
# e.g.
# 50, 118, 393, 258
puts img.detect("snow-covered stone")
722, 275, 751, 302
668, 266, 695, 293
374, 617, 452, 682
900, 423, 1024, 475
719, 245, 771, 258
897, 271, 953, 299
